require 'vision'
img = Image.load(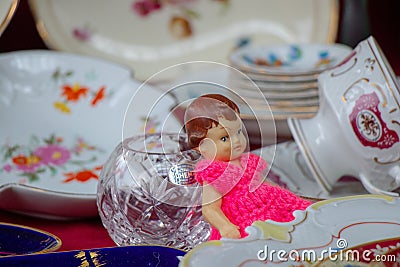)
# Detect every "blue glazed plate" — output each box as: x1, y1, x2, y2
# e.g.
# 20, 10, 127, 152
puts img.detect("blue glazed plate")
0, 245, 186, 267
0, 222, 61, 257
